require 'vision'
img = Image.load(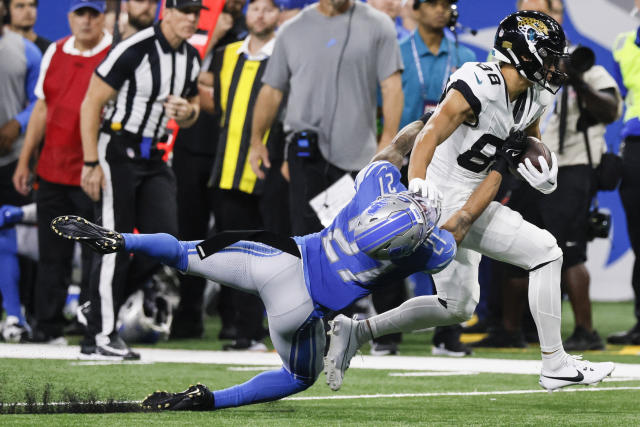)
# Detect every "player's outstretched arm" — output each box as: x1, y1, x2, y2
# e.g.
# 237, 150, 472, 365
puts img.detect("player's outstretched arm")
407, 89, 476, 181
371, 119, 425, 169
441, 170, 502, 244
